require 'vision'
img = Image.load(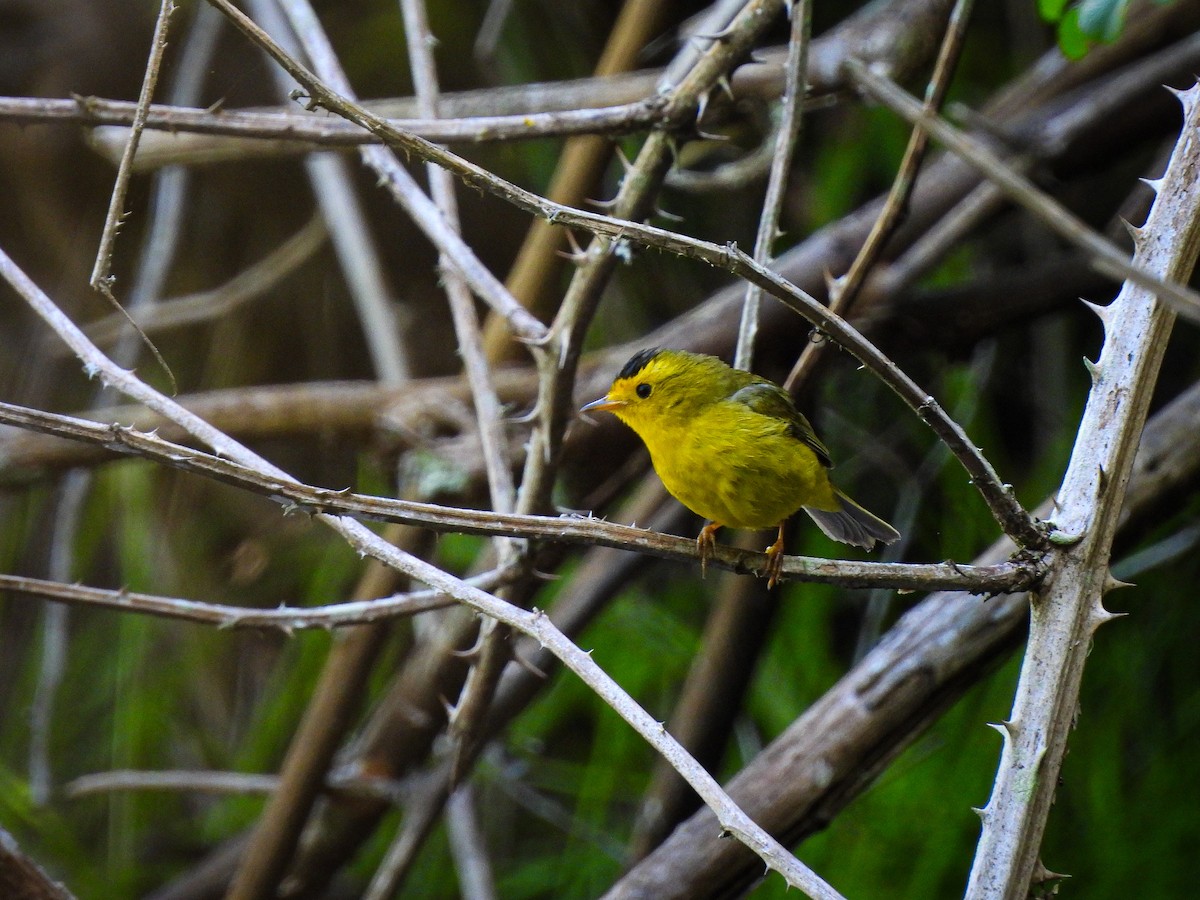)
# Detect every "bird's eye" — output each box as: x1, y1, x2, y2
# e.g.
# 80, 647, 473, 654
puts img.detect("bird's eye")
636, 383, 652, 399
